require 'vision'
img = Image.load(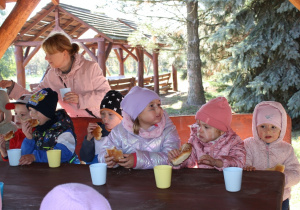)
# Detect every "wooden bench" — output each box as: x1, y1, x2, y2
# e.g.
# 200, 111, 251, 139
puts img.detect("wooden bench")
71, 113, 292, 160
108, 77, 136, 96
142, 73, 172, 93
